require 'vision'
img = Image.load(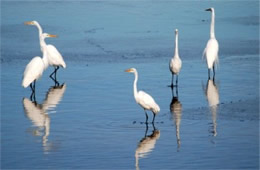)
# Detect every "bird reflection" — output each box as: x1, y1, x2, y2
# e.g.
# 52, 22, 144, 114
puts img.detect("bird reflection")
170, 86, 182, 150
42, 84, 67, 112
23, 84, 66, 153
202, 79, 219, 136
135, 124, 160, 169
